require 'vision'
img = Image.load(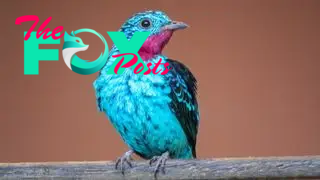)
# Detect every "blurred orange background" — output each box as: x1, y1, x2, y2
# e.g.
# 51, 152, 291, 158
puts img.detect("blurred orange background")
0, 0, 319, 162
